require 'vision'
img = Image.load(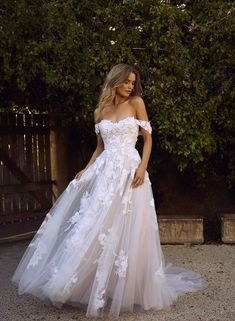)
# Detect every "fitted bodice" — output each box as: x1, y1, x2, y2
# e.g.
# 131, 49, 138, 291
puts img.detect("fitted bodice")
95, 116, 152, 152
